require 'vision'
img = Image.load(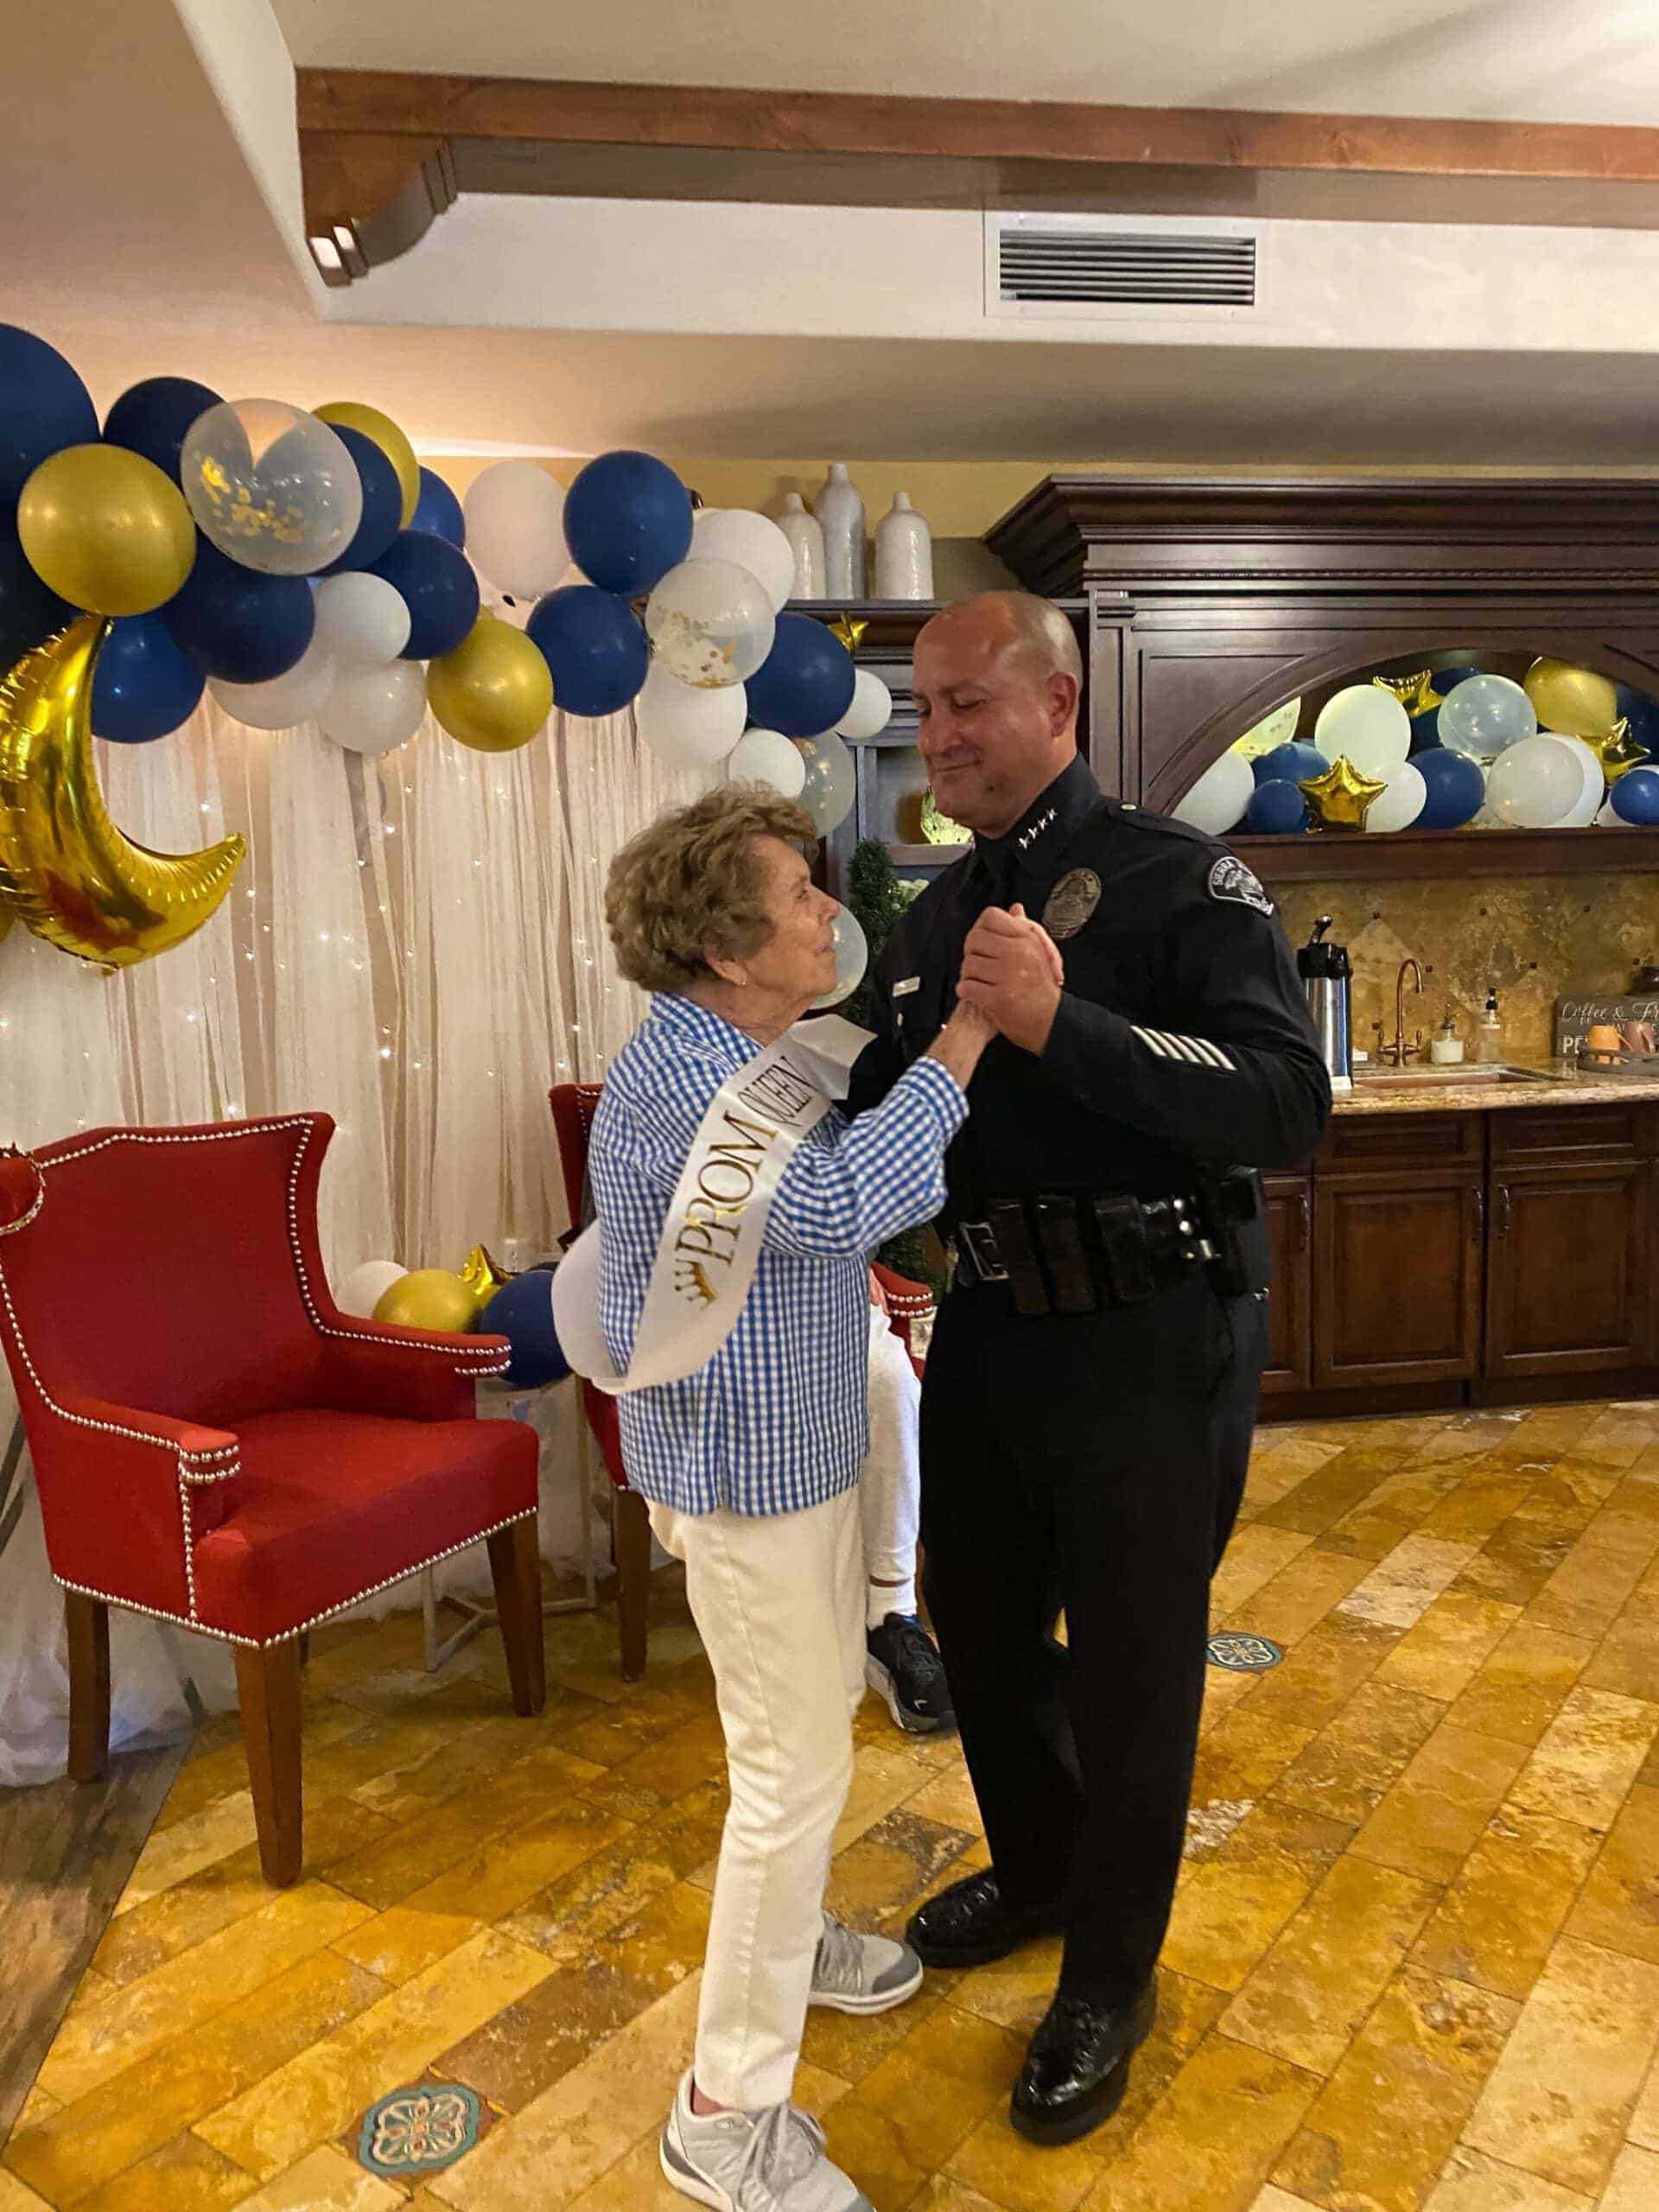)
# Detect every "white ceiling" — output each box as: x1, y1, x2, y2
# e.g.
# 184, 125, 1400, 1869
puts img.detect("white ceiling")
272, 0, 1659, 126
